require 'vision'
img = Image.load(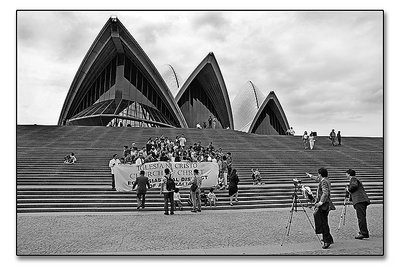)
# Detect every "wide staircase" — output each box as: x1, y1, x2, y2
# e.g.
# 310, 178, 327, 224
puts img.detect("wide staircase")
17, 125, 383, 213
